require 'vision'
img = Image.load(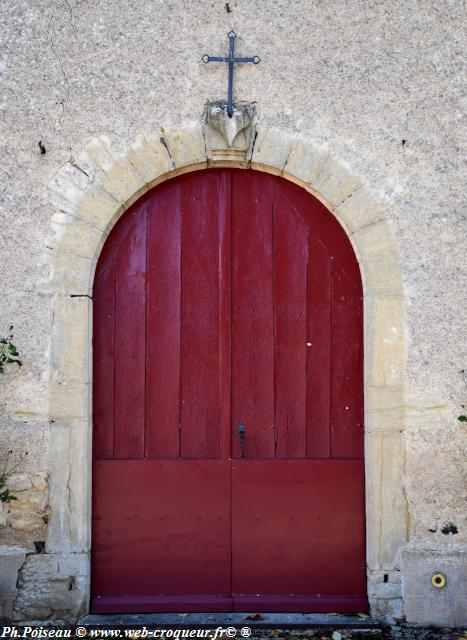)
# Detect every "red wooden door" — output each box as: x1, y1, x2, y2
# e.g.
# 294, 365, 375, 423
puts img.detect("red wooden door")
92, 169, 367, 613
